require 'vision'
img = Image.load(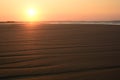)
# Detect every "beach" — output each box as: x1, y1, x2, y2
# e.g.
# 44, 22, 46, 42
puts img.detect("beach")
0, 24, 120, 80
